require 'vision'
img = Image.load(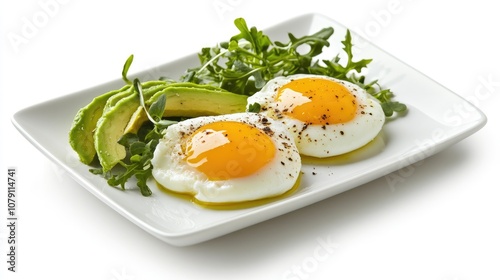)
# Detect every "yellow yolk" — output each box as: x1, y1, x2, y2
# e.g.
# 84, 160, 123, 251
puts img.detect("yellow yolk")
183, 121, 276, 180
275, 78, 357, 124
